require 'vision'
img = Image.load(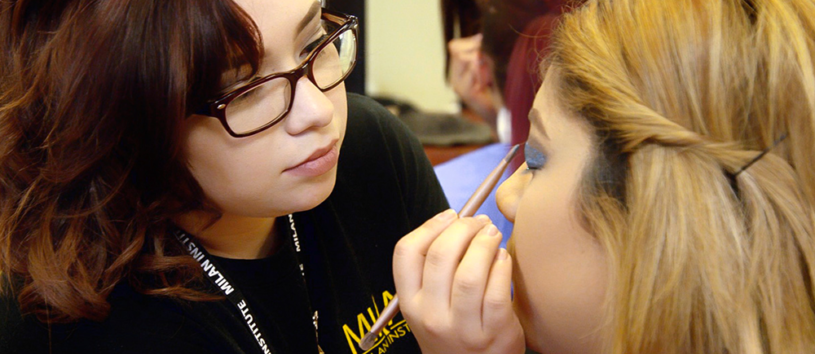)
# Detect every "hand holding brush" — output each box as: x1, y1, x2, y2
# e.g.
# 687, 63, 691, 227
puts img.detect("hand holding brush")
360, 145, 525, 354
